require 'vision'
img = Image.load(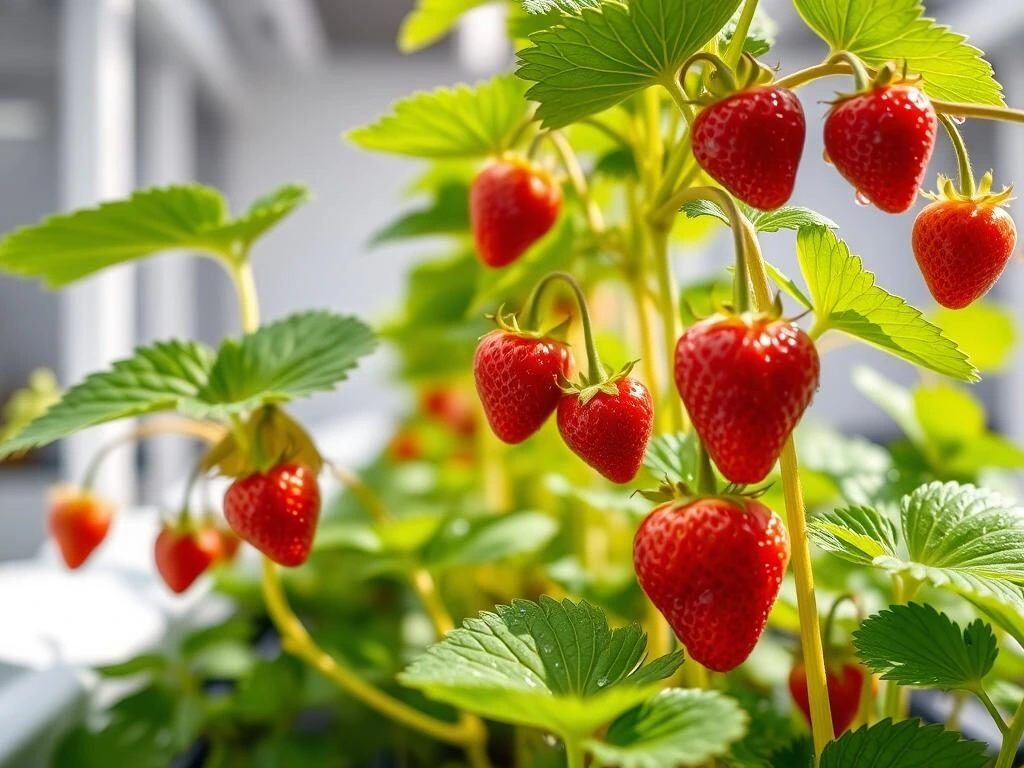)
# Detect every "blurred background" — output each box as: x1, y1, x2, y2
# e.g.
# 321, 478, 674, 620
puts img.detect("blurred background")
0, 0, 1021, 549
0, 0, 1021, 764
